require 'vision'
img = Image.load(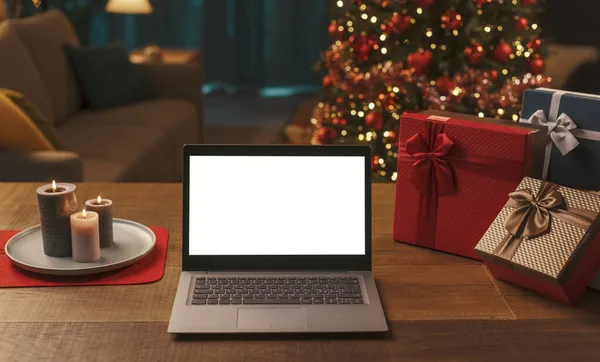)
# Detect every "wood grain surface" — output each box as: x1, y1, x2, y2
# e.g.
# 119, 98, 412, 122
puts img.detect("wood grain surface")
1, 183, 600, 362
